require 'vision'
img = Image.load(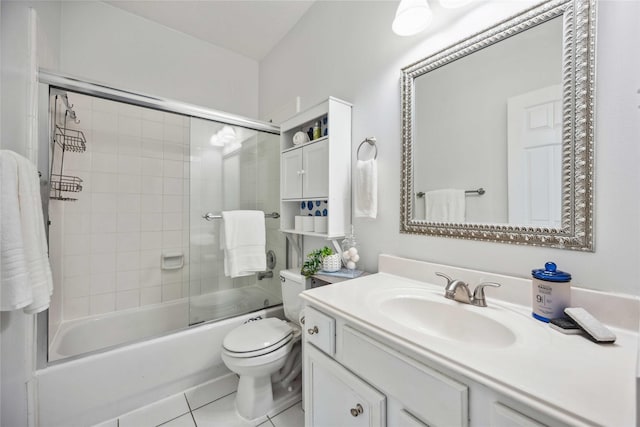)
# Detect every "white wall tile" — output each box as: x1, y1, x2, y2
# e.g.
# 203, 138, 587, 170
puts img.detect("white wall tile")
92, 111, 118, 132
117, 212, 141, 233
140, 286, 162, 305
163, 112, 183, 126
162, 283, 182, 301
118, 115, 142, 137
140, 214, 162, 232
163, 142, 184, 161
118, 102, 143, 118
118, 135, 142, 157
162, 230, 182, 247
91, 233, 117, 254
64, 254, 91, 277
163, 213, 183, 231
93, 97, 118, 113
117, 174, 142, 194
91, 212, 117, 233
140, 249, 162, 269
163, 159, 183, 178
91, 172, 118, 193
141, 157, 163, 177
140, 194, 163, 212
117, 194, 141, 213
91, 252, 116, 275
163, 177, 183, 195
117, 232, 141, 252
91, 193, 117, 213
140, 231, 162, 250
163, 123, 183, 143
90, 273, 116, 295
141, 139, 164, 159
63, 296, 89, 320
140, 268, 162, 288
91, 130, 119, 155
116, 290, 140, 310
90, 293, 115, 315
143, 120, 164, 140
117, 155, 142, 175
64, 275, 90, 298
163, 195, 183, 213
142, 108, 164, 123
141, 175, 163, 194
63, 234, 92, 255
161, 269, 182, 285
117, 271, 139, 291
92, 152, 118, 173
117, 251, 140, 272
